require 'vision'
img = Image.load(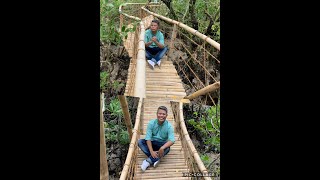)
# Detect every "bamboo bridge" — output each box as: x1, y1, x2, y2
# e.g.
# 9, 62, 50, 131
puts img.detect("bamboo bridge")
101, 2, 220, 180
